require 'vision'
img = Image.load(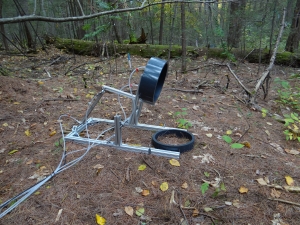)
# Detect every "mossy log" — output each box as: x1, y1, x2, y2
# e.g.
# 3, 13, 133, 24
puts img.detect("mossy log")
46, 37, 300, 66
47, 37, 199, 58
